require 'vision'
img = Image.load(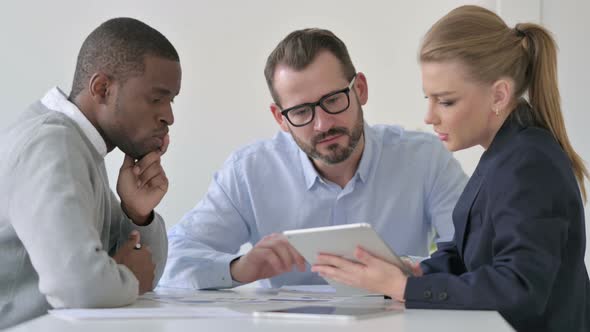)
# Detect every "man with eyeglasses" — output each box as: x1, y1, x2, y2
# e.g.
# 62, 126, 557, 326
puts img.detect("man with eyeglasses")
160, 28, 467, 289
